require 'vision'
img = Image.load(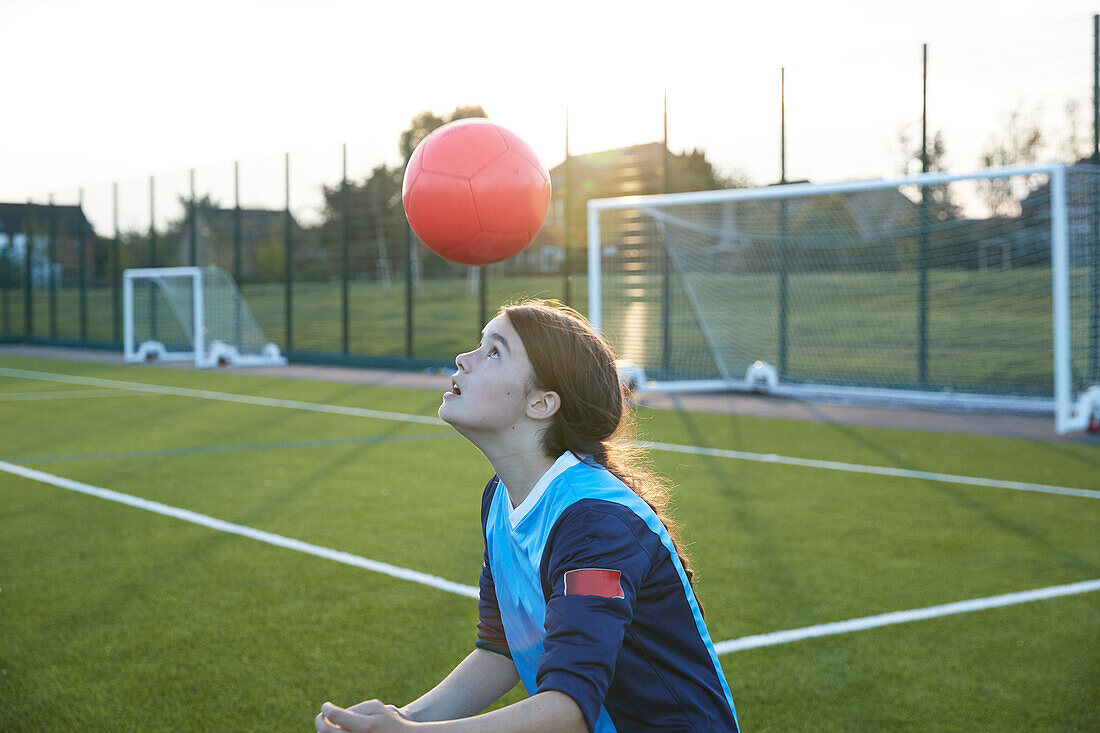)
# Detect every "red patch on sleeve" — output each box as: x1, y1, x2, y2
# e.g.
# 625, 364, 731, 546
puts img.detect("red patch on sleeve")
564, 568, 624, 599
